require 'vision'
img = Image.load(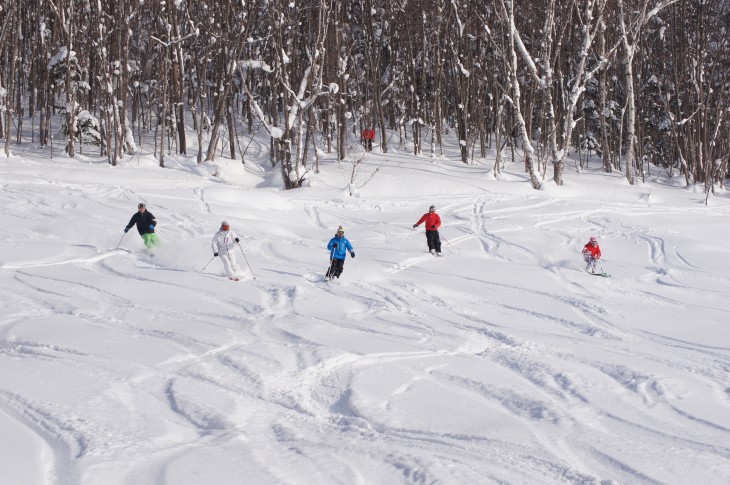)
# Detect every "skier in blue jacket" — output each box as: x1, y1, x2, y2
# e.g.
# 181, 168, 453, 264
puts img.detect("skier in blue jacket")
326, 226, 355, 279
